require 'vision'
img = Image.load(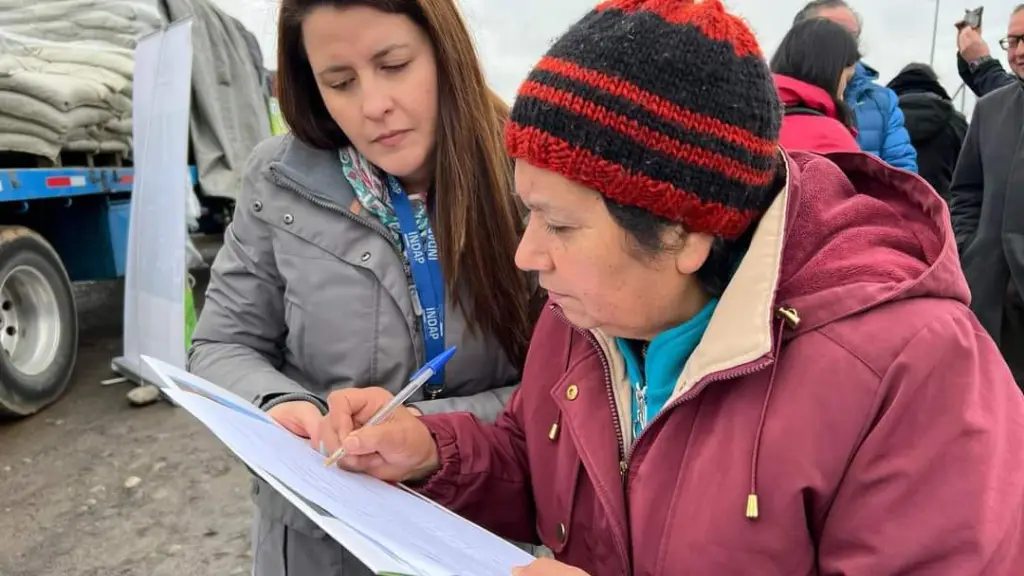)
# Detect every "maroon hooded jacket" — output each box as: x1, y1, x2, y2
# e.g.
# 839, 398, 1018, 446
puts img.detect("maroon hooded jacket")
418, 151, 1024, 575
